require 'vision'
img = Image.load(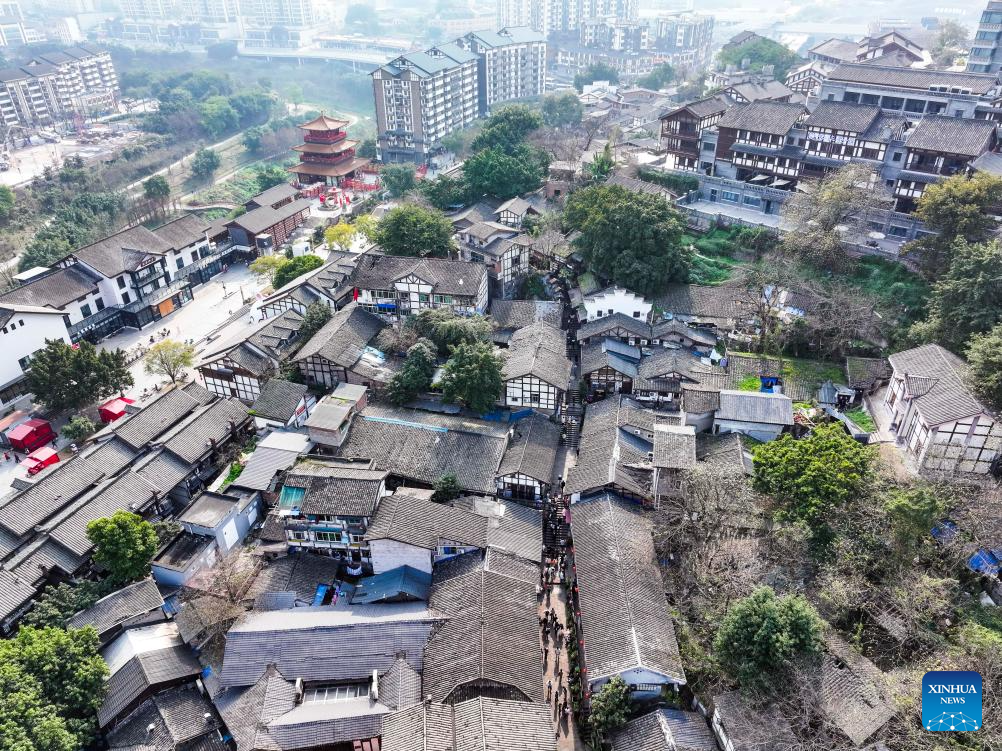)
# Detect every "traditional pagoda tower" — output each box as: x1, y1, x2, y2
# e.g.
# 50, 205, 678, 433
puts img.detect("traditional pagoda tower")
288, 112, 369, 187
